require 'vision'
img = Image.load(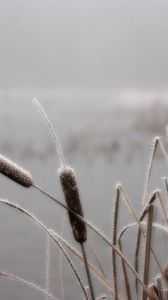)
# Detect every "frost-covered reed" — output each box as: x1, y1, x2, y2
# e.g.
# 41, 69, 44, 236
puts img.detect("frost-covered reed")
1, 100, 168, 300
